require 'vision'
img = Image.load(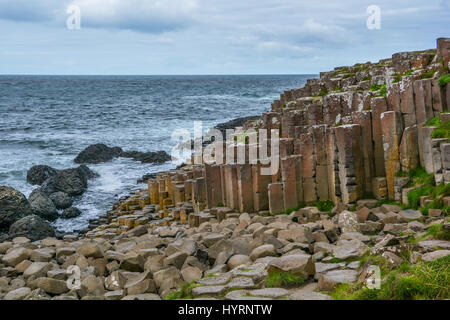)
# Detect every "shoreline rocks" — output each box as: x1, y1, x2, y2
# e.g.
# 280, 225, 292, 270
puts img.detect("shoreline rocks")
0, 186, 33, 232
74, 143, 171, 165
